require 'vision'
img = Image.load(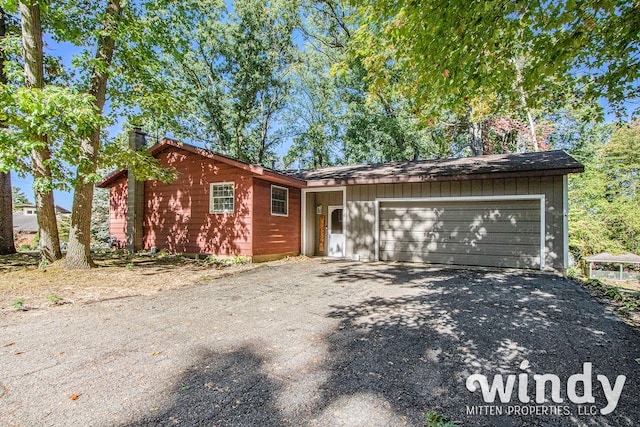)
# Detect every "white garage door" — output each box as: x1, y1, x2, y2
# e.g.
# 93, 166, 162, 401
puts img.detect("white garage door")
378, 199, 542, 268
